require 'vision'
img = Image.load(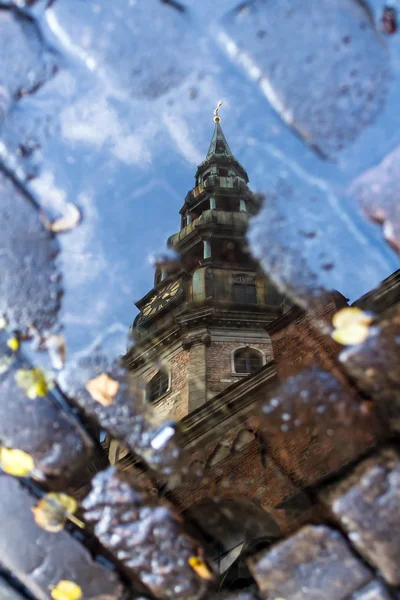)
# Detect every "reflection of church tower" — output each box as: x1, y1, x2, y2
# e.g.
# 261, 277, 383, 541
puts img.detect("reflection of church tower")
124, 108, 284, 420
